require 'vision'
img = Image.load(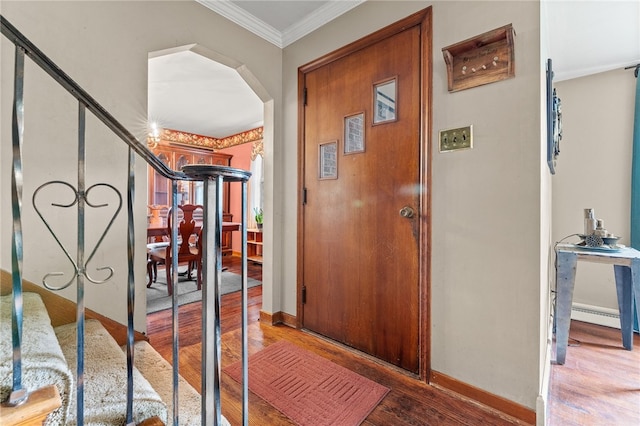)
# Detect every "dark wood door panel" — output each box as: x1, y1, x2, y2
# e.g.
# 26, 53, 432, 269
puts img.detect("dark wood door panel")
302, 25, 421, 372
